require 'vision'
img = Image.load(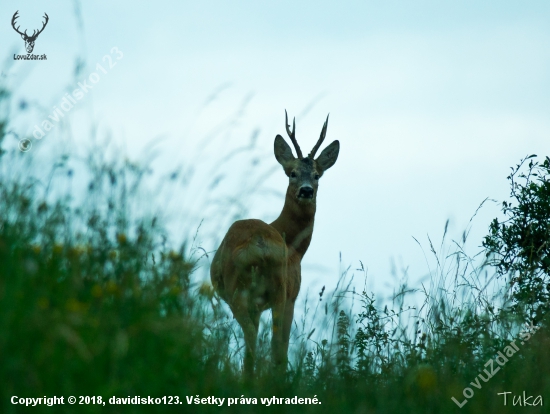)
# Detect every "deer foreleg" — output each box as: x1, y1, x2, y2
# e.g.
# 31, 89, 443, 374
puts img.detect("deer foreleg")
271, 301, 286, 372
281, 299, 295, 366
